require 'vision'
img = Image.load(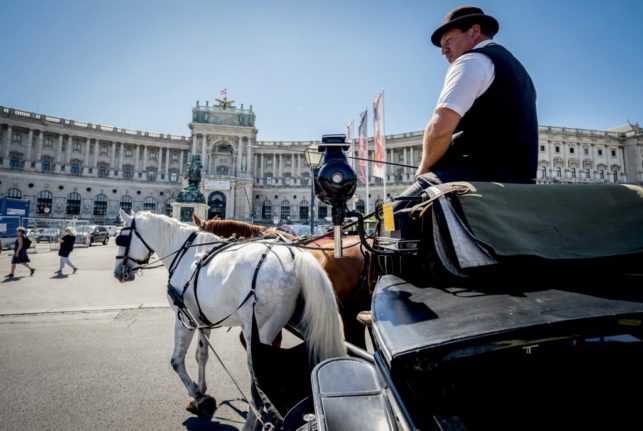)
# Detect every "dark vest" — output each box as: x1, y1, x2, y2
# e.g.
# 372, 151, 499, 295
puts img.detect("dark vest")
432, 43, 538, 183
